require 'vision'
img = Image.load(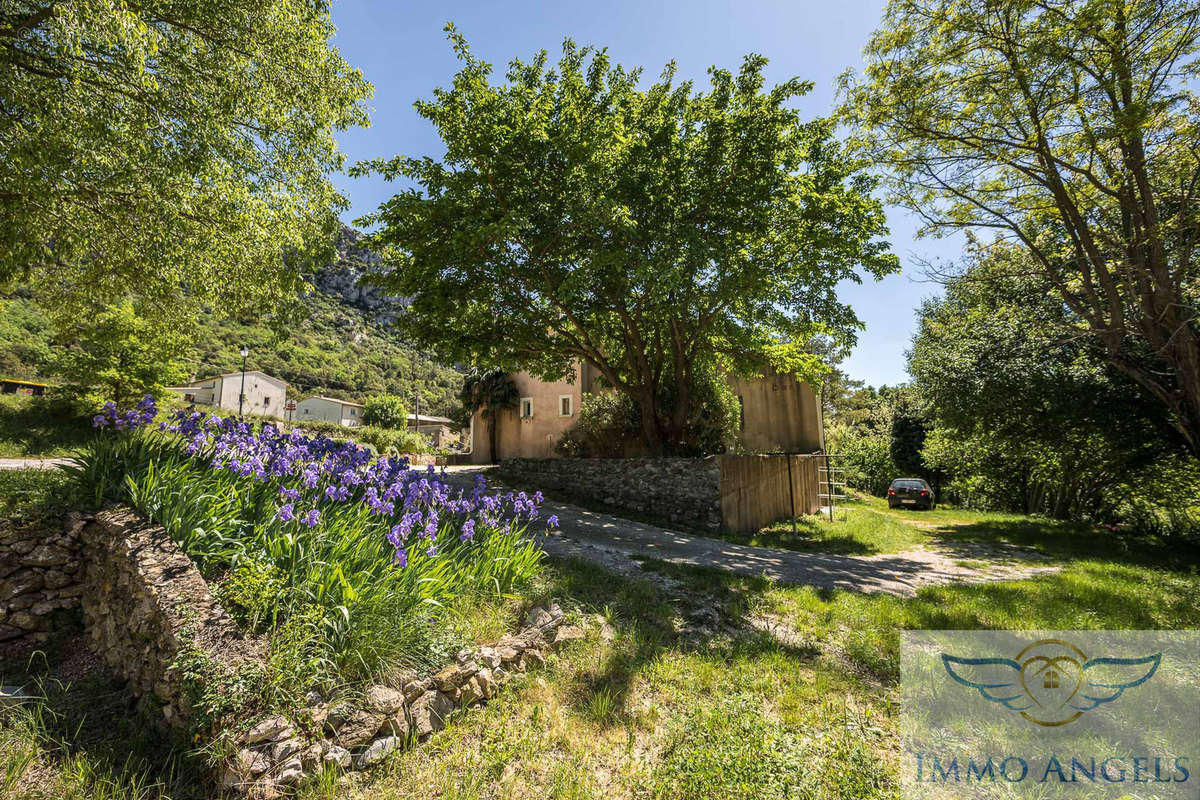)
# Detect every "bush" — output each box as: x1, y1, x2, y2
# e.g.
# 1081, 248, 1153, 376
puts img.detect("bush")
557, 392, 641, 458
362, 394, 408, 429
354, 426, 427, 456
